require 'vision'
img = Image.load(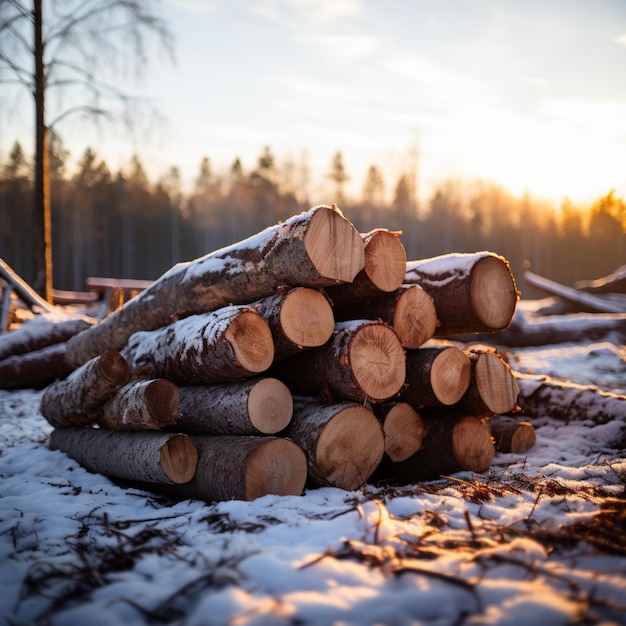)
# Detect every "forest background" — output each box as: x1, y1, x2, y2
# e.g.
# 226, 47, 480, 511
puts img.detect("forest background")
2, 133, 625, 298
